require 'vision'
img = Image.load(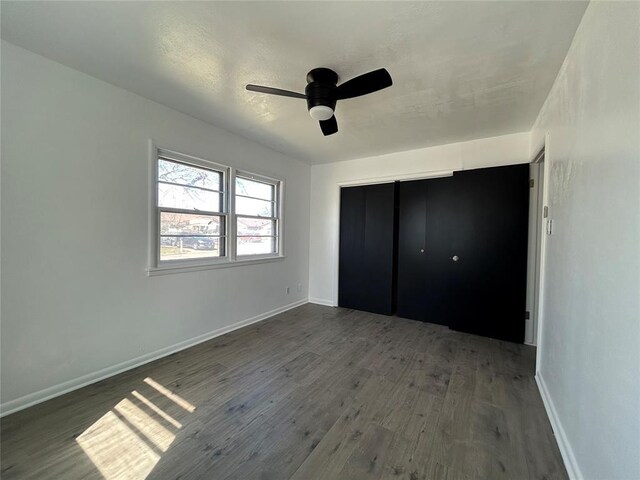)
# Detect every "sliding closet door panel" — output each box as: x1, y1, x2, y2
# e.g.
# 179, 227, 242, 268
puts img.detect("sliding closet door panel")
396, 180, 427, 321
422, 177, 457, 324
339, 183, 395, 315
362, 183, 396, 314
338, 186, 366, 310
449, 164, 529, 342
396, 177, 455, 325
